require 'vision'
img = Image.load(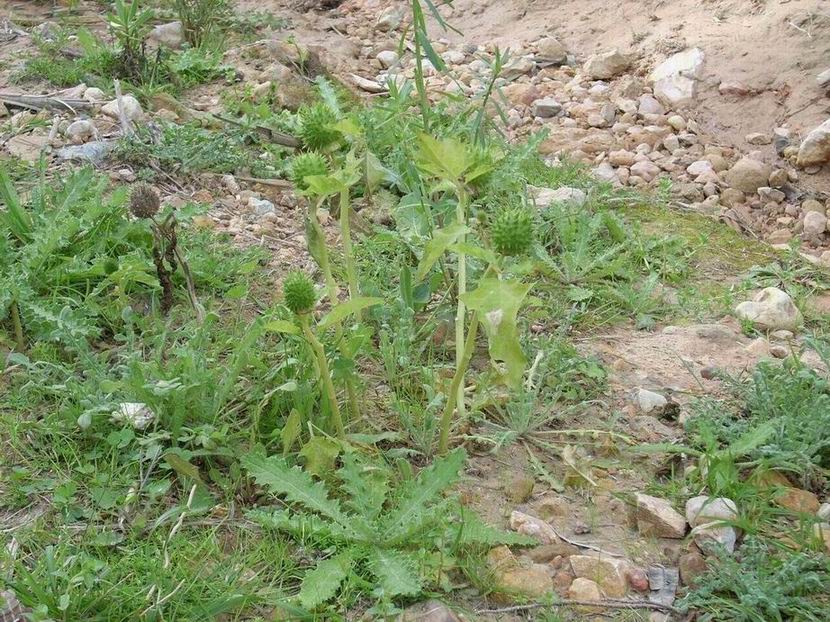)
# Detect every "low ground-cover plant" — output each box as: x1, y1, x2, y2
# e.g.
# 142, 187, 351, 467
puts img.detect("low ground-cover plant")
244, 448, 531, 613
